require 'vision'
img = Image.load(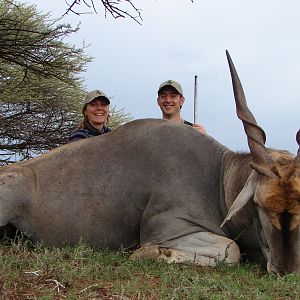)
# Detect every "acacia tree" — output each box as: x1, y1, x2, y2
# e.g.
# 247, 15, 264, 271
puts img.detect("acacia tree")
0, 0, 132, 164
